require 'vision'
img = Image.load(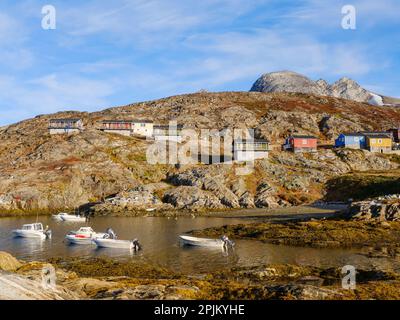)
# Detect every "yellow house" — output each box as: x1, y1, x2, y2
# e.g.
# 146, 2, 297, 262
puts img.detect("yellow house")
365, 134, 392, 153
